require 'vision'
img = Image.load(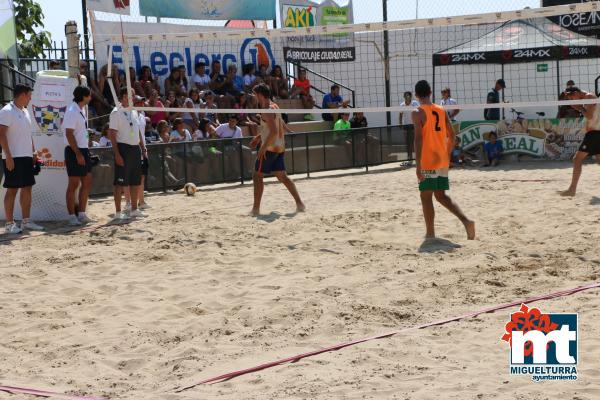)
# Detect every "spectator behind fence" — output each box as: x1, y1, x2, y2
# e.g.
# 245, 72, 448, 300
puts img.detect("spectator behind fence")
269, 65, 289, 99
333, 113, 351, 143
243, 63, 261, 92
164, 68, 187, 97
440, 87, 459, 121
144, 117, 160, 143
136, 65, 160, 98
99, 123, 112, 147
147, 89, 167, 126
484, 79, 506, 120
193, 62, 210, 91
323, 85, 349, 121
157, 120, 171, 143
170, 118, 192, 142
290, 68, 315, 121
214, 115, 243, 139
224, 64, 244, 95
236, 92, 260, 137
209, 60, 235, 112
484, 131, 503, 166
451, 136, 465, 167
350, 112, 368, 129
182, 88, 202, 131
164, 90, 182, 123
400, 91, 419, 126
193, 118, 215, 140
201, 91, 220, 128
